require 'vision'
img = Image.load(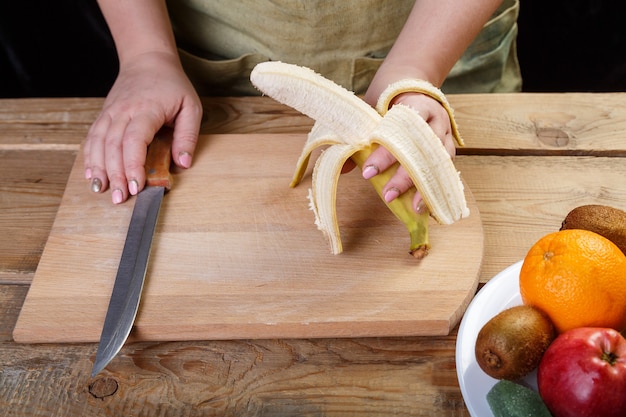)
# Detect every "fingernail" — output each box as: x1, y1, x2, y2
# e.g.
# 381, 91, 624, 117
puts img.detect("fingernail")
112, 189, 123, 204
384, 187, 400, 203
91, 178, 102, 193
416, 200, 427, 214
362, 165, 379, 179
128, 179, 138, 196
85, 168, 92, 179
178, 151, 192, 168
